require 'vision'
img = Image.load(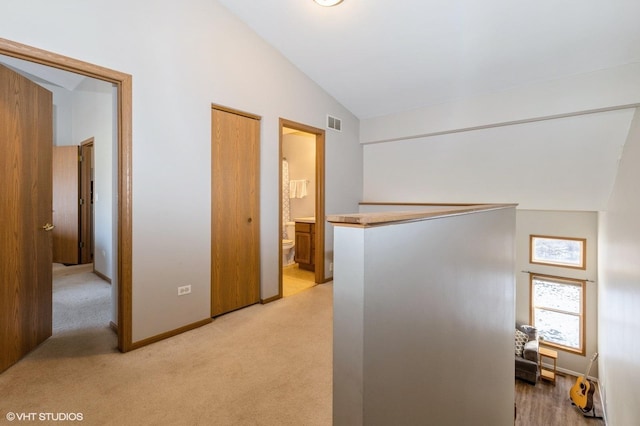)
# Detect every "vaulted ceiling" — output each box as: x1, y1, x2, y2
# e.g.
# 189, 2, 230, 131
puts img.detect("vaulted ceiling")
217, 0, 640, 119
